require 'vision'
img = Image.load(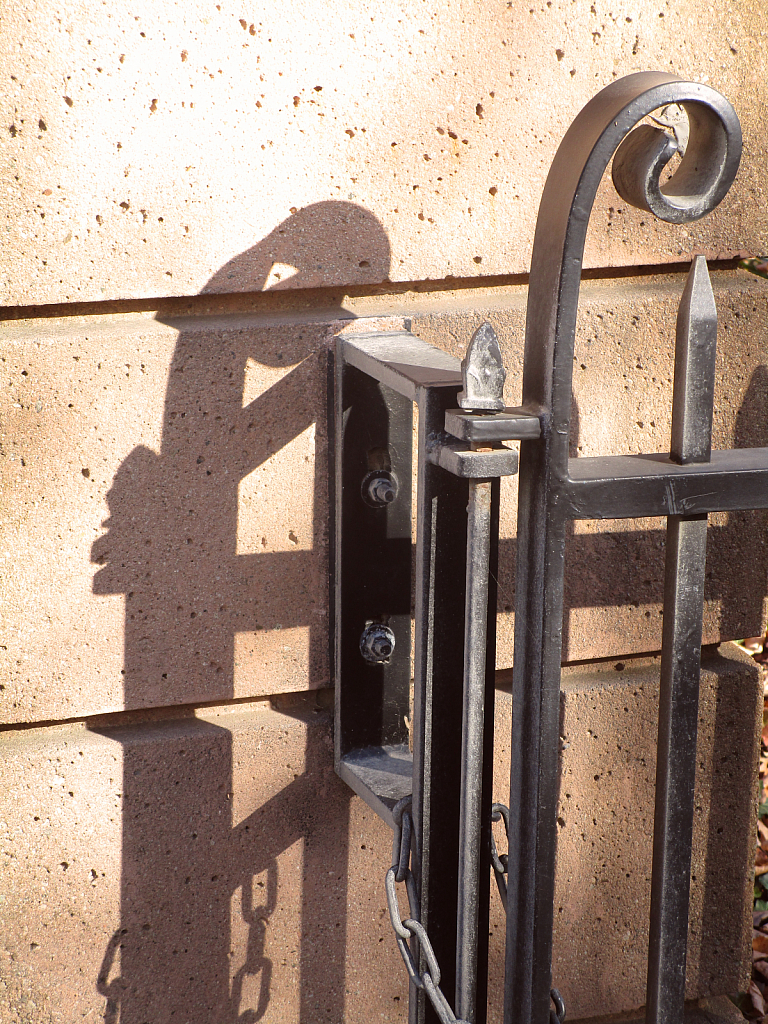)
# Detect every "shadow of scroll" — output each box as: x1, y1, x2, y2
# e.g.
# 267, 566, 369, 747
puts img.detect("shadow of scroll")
90, 202, 391, 1023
